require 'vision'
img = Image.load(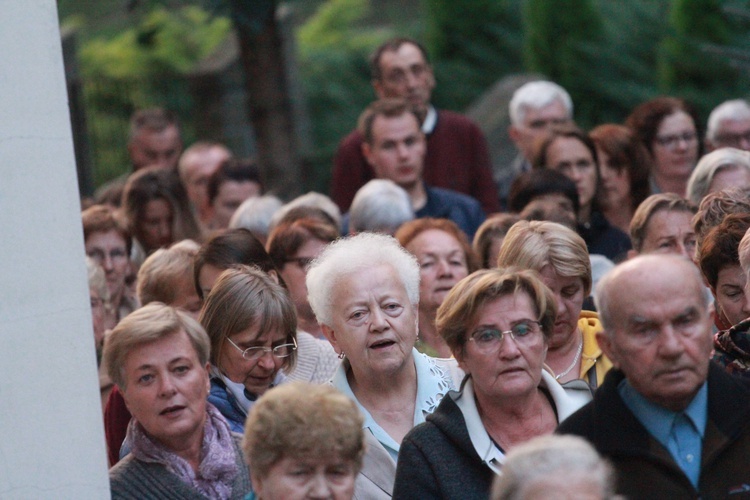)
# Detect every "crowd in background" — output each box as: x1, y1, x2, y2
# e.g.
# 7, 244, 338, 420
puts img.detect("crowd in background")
81, 36, 750, 500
